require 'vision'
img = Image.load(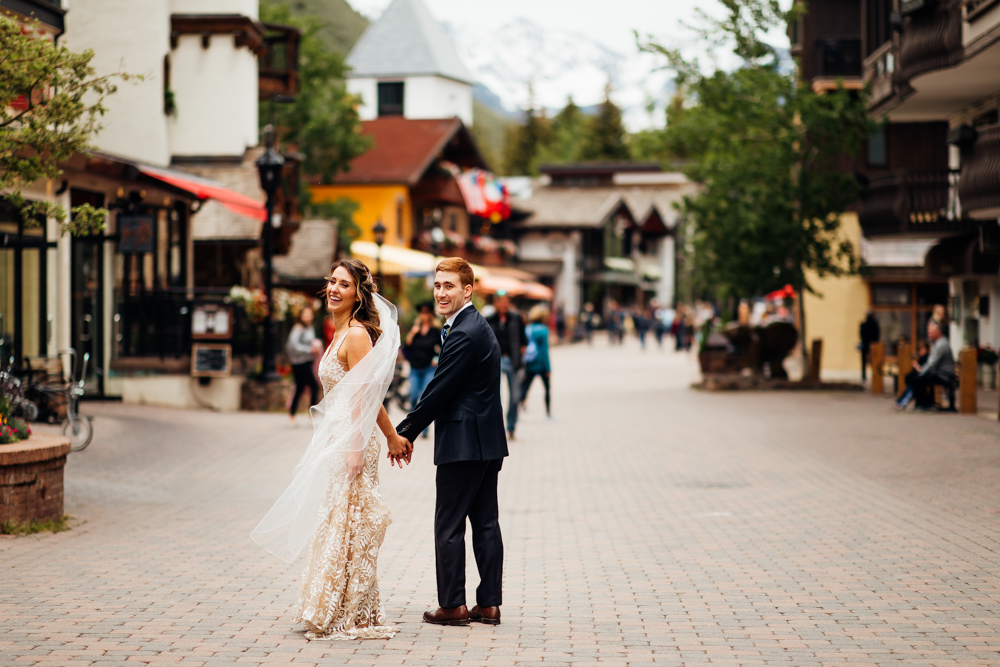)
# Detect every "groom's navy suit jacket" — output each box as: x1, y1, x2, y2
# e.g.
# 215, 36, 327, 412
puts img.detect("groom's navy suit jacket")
397, 305, 508, 465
